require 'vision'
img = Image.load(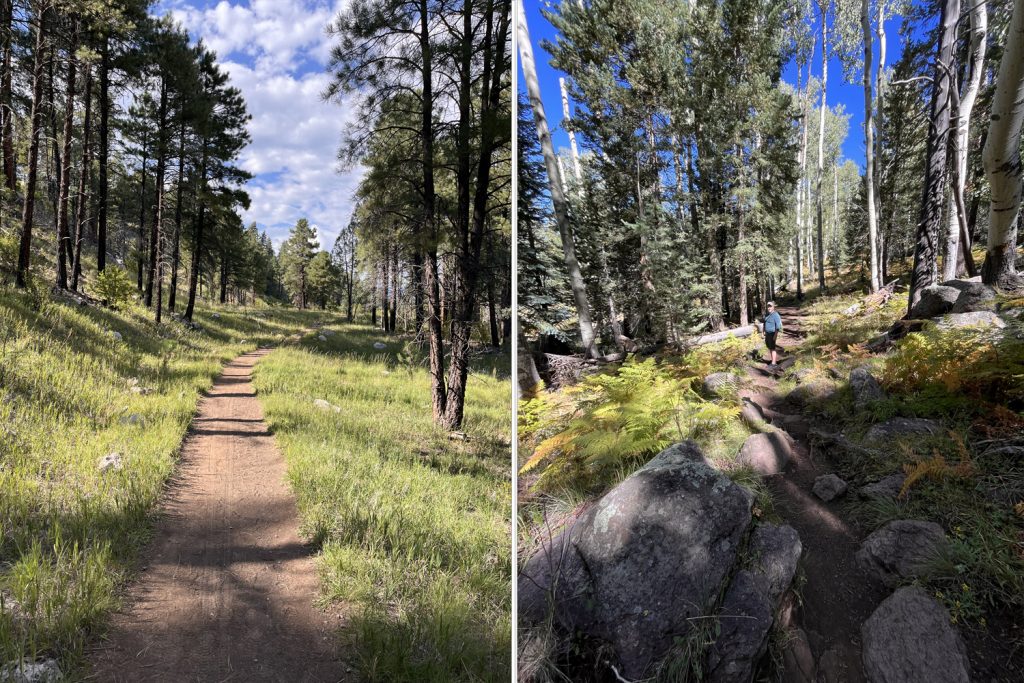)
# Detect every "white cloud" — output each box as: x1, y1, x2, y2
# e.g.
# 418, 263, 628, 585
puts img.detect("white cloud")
155, 0, 358, 250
